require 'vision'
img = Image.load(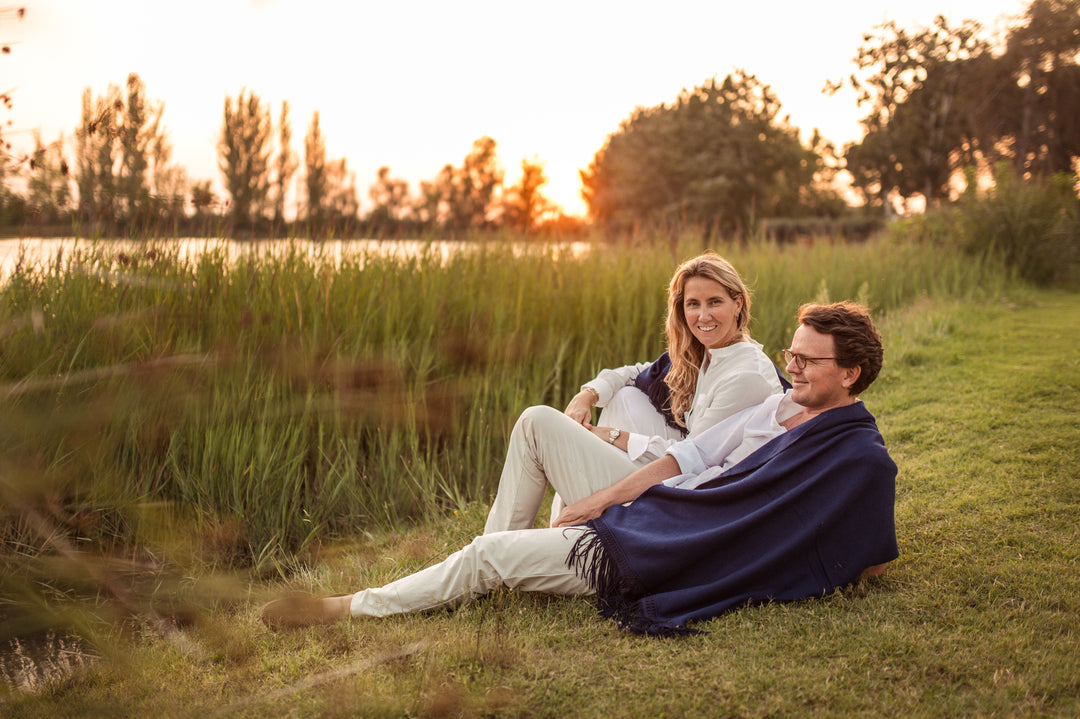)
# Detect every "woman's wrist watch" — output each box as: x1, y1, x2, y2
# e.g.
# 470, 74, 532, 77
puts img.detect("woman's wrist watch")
607, 428, 621, 445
